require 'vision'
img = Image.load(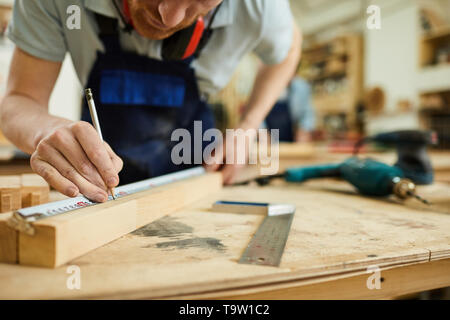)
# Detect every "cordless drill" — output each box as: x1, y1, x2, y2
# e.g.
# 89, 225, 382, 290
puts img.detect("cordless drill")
240, 131, 436, 204
353, 130, 437, 185
283, 157, 430, 204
